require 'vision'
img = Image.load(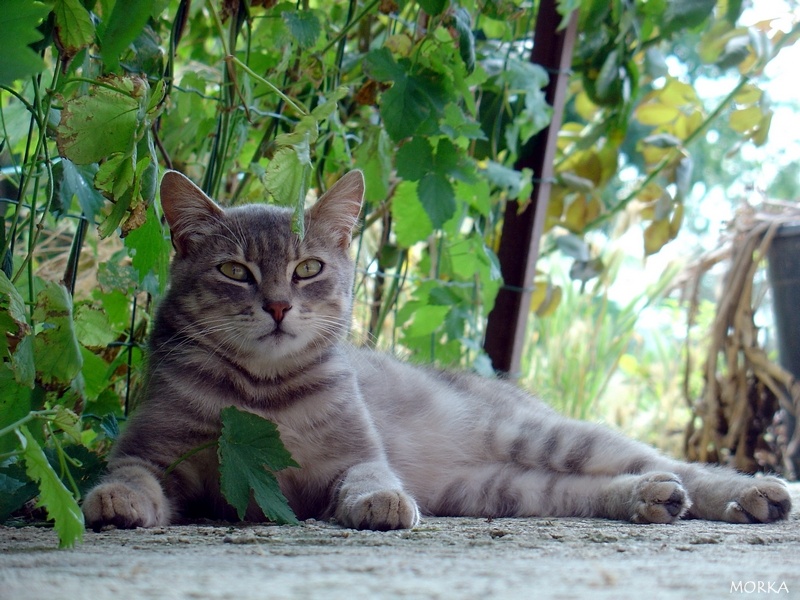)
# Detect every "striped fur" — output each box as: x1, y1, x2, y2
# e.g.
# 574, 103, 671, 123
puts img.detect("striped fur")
82, 170, 791, 531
